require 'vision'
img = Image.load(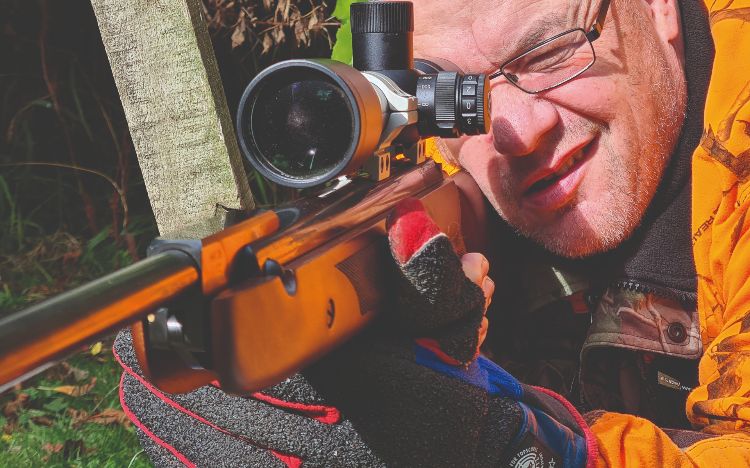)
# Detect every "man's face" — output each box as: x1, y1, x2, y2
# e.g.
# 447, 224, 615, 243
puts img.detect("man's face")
413, 0, 687, 257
